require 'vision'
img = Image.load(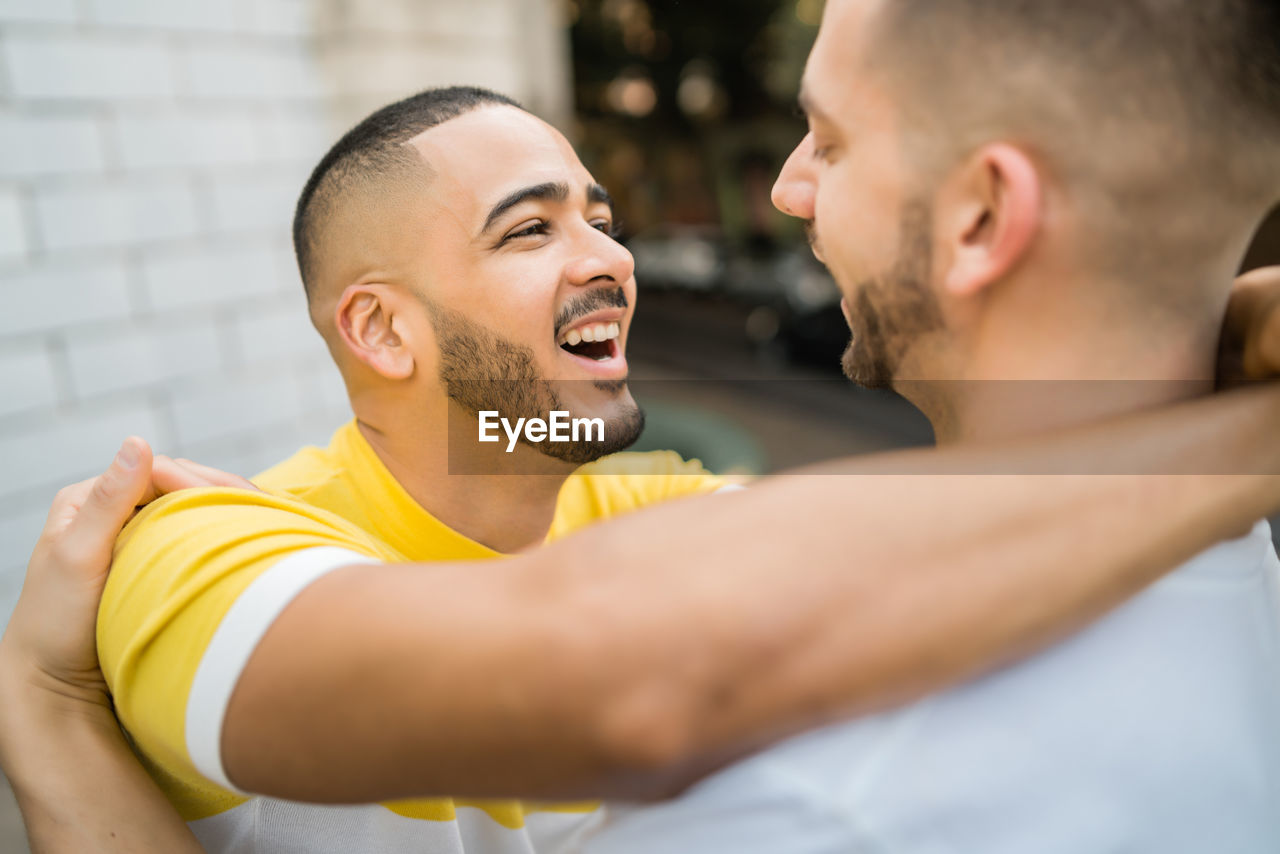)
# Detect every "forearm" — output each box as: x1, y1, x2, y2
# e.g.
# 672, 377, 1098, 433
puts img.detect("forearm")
568, 384, 1280, 784
0, 665, 201, 853
225, 384, 1280, 801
